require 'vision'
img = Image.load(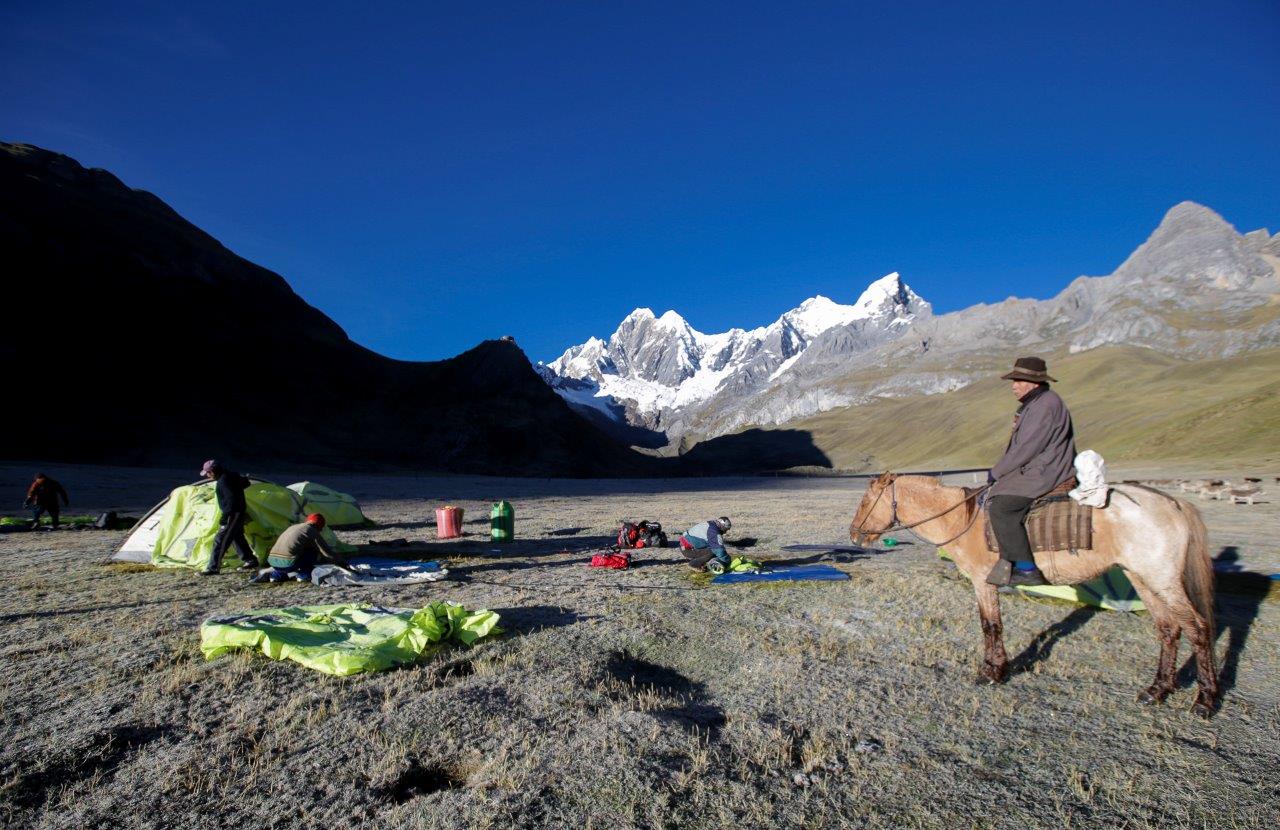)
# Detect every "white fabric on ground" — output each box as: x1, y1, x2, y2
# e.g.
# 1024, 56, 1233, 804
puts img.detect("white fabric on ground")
310, 557, 448, 586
